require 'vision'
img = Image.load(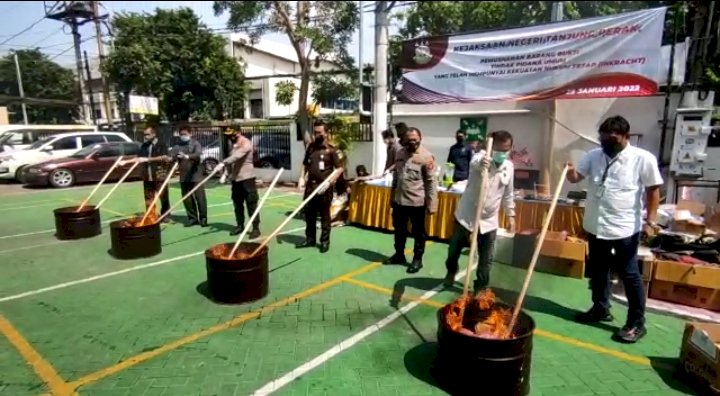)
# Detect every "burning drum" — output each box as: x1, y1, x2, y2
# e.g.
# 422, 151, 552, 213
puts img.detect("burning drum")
53, 206, 102, 240
109, 217, 162, 260
204, 242, 269, 304
432, 291, 536, 396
